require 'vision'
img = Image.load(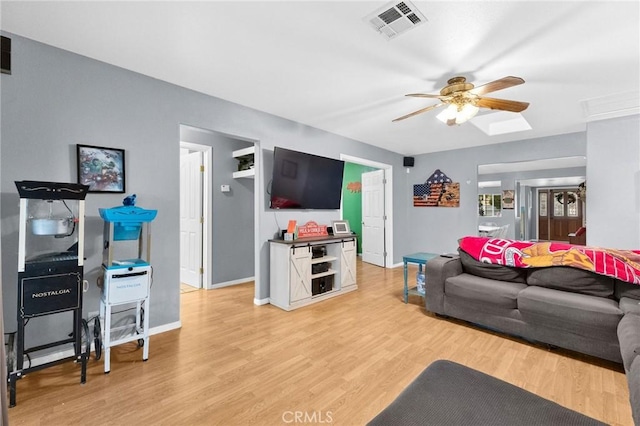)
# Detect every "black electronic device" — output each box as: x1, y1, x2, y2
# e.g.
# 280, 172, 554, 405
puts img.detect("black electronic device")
269, 147, 345, 210
312, 275, 334, 296
312, 262, 330, 275
403, 156, 415, 167
312, 245, 327, 259
1, 36, 11, 75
